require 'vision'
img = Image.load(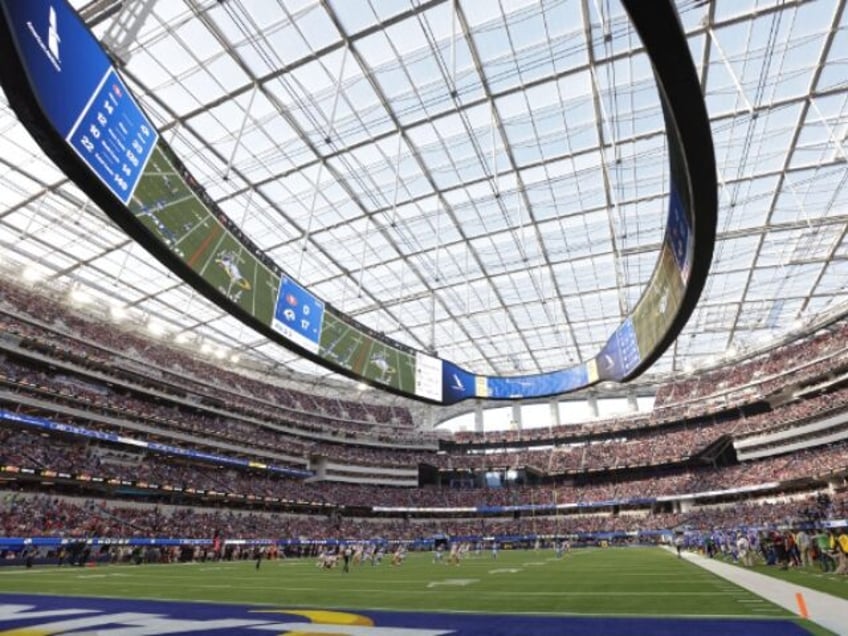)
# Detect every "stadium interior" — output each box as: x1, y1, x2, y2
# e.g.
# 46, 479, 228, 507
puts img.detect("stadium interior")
0, 0, 847, 634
